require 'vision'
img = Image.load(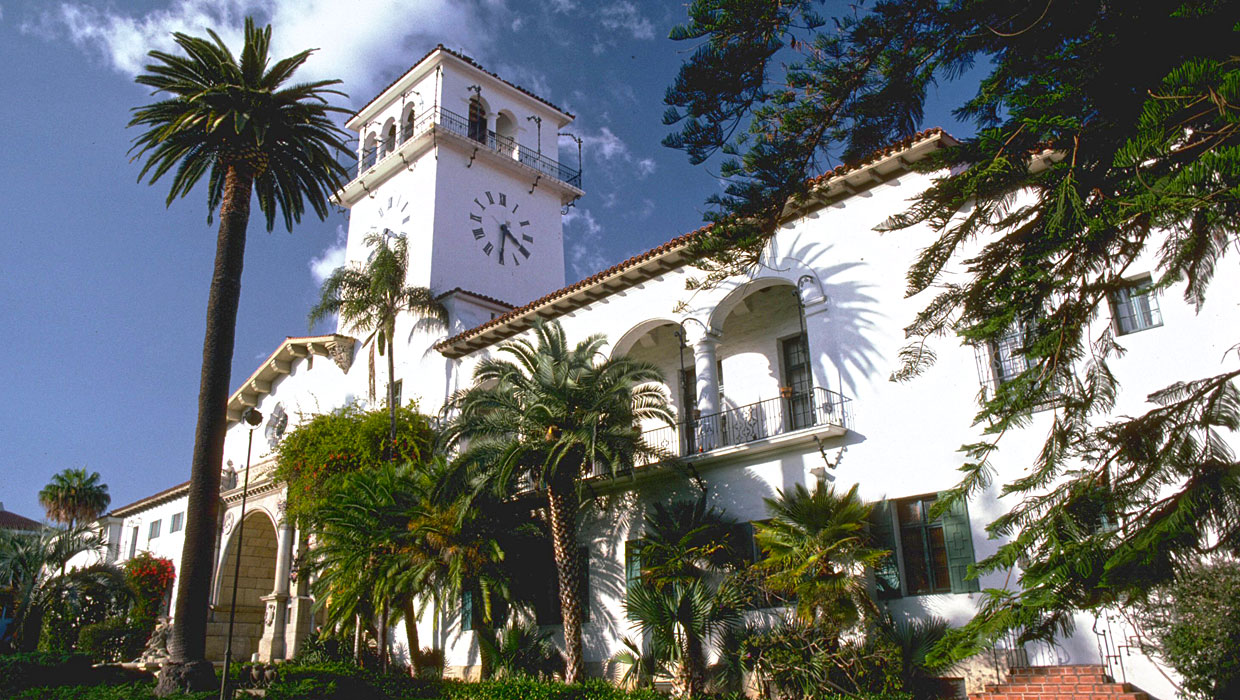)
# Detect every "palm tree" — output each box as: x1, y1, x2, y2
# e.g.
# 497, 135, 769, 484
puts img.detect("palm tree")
309, 231, 446, 462
639, 493, 741, 588
754, 482, 886, 629
448, 319, 674, 682
38, 468, 111, 529
304, 459, 424, 672
623, 579, 743, 697
0, 526, 128, 652
129, 17, 348, 692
